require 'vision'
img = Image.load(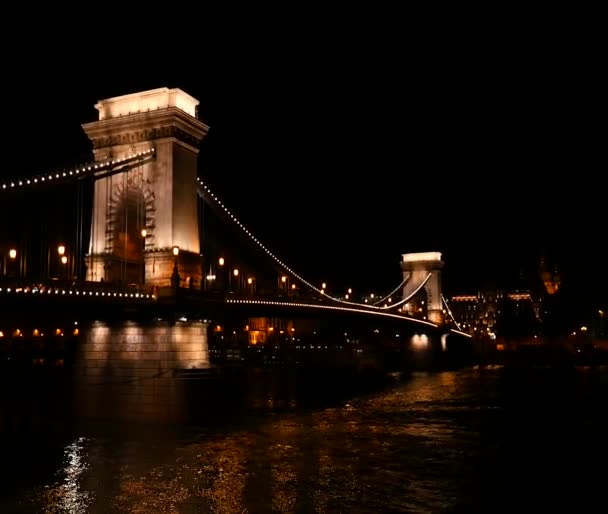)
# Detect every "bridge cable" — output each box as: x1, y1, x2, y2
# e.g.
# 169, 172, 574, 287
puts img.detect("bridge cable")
371, 273, 411, 305
0, 149, 155, 193
196, 179, 407, 311
196, 179, 438, 317
441, 294, 463, 331
376, 272, 432, 311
